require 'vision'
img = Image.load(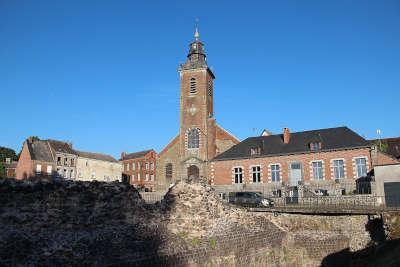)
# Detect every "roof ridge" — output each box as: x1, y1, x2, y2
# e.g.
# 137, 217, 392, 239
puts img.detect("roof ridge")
247, 126, 348, 139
